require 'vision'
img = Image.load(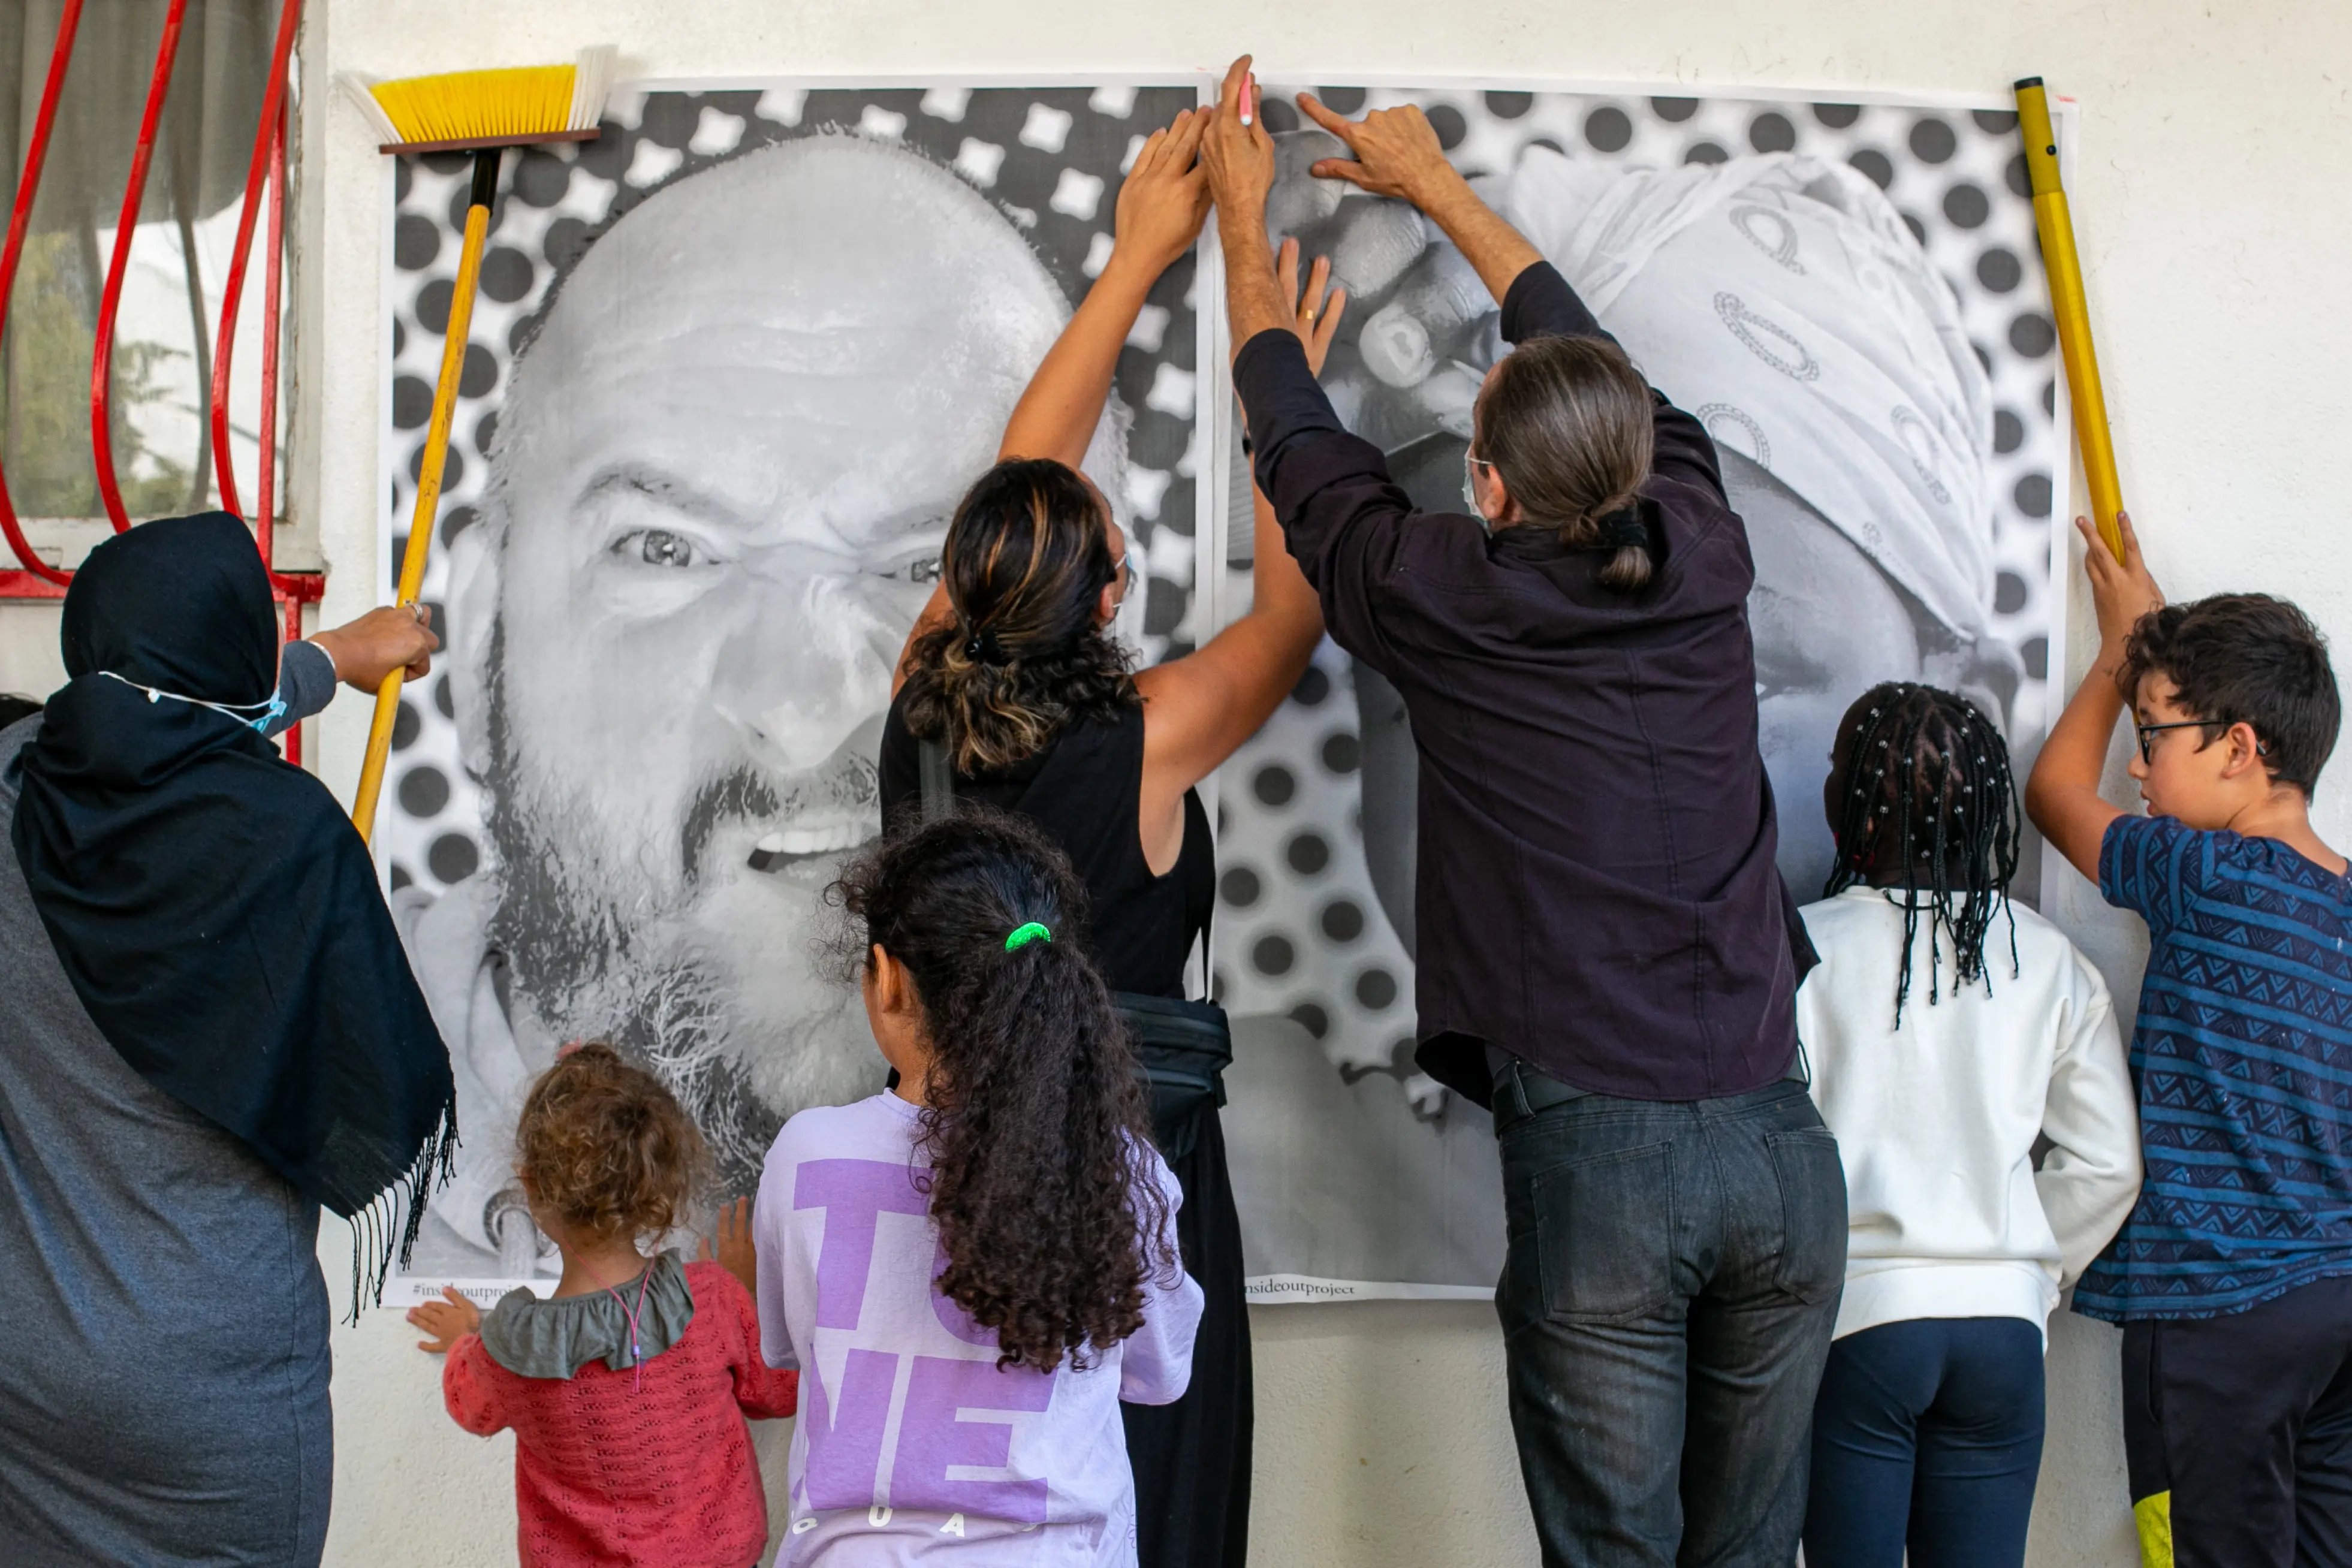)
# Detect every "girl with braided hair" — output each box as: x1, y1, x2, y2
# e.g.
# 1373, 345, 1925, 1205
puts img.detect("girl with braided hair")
752, 808, 1201, 1563
1796, 682, 2142, 1567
